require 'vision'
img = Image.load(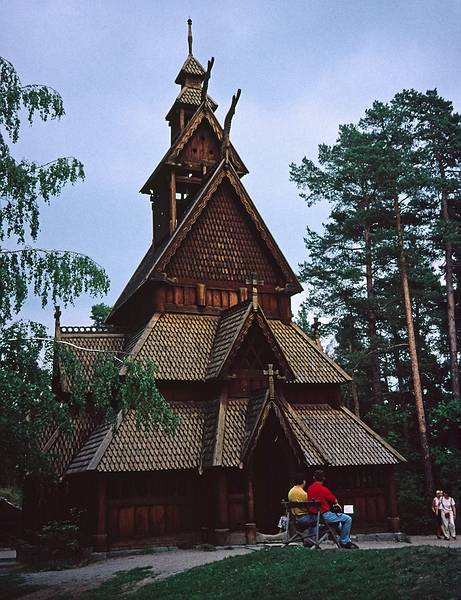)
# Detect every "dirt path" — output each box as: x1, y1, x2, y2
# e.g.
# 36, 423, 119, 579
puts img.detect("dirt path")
19, 547, 254, 599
